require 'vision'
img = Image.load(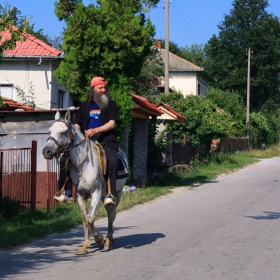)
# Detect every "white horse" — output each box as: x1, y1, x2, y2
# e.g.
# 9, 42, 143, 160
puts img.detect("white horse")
42, 111, 128, 255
